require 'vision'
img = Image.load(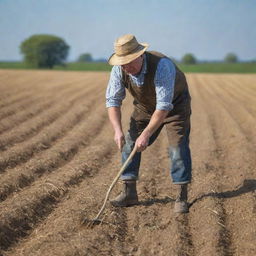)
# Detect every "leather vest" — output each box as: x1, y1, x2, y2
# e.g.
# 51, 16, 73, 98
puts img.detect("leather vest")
122, 51, 191, 122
